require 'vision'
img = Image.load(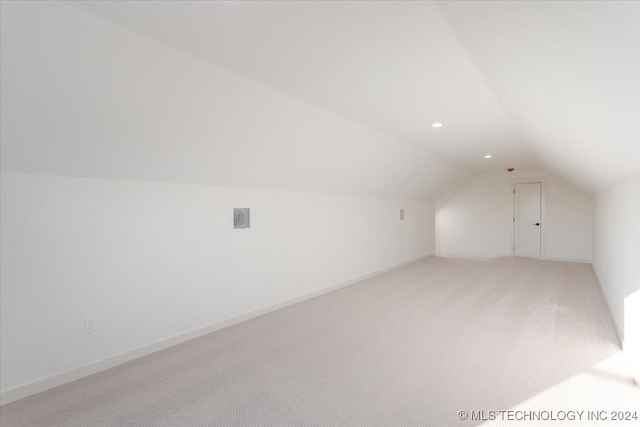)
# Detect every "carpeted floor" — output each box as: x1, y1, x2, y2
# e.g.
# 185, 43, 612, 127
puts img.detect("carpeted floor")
1, 257, 638, 426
